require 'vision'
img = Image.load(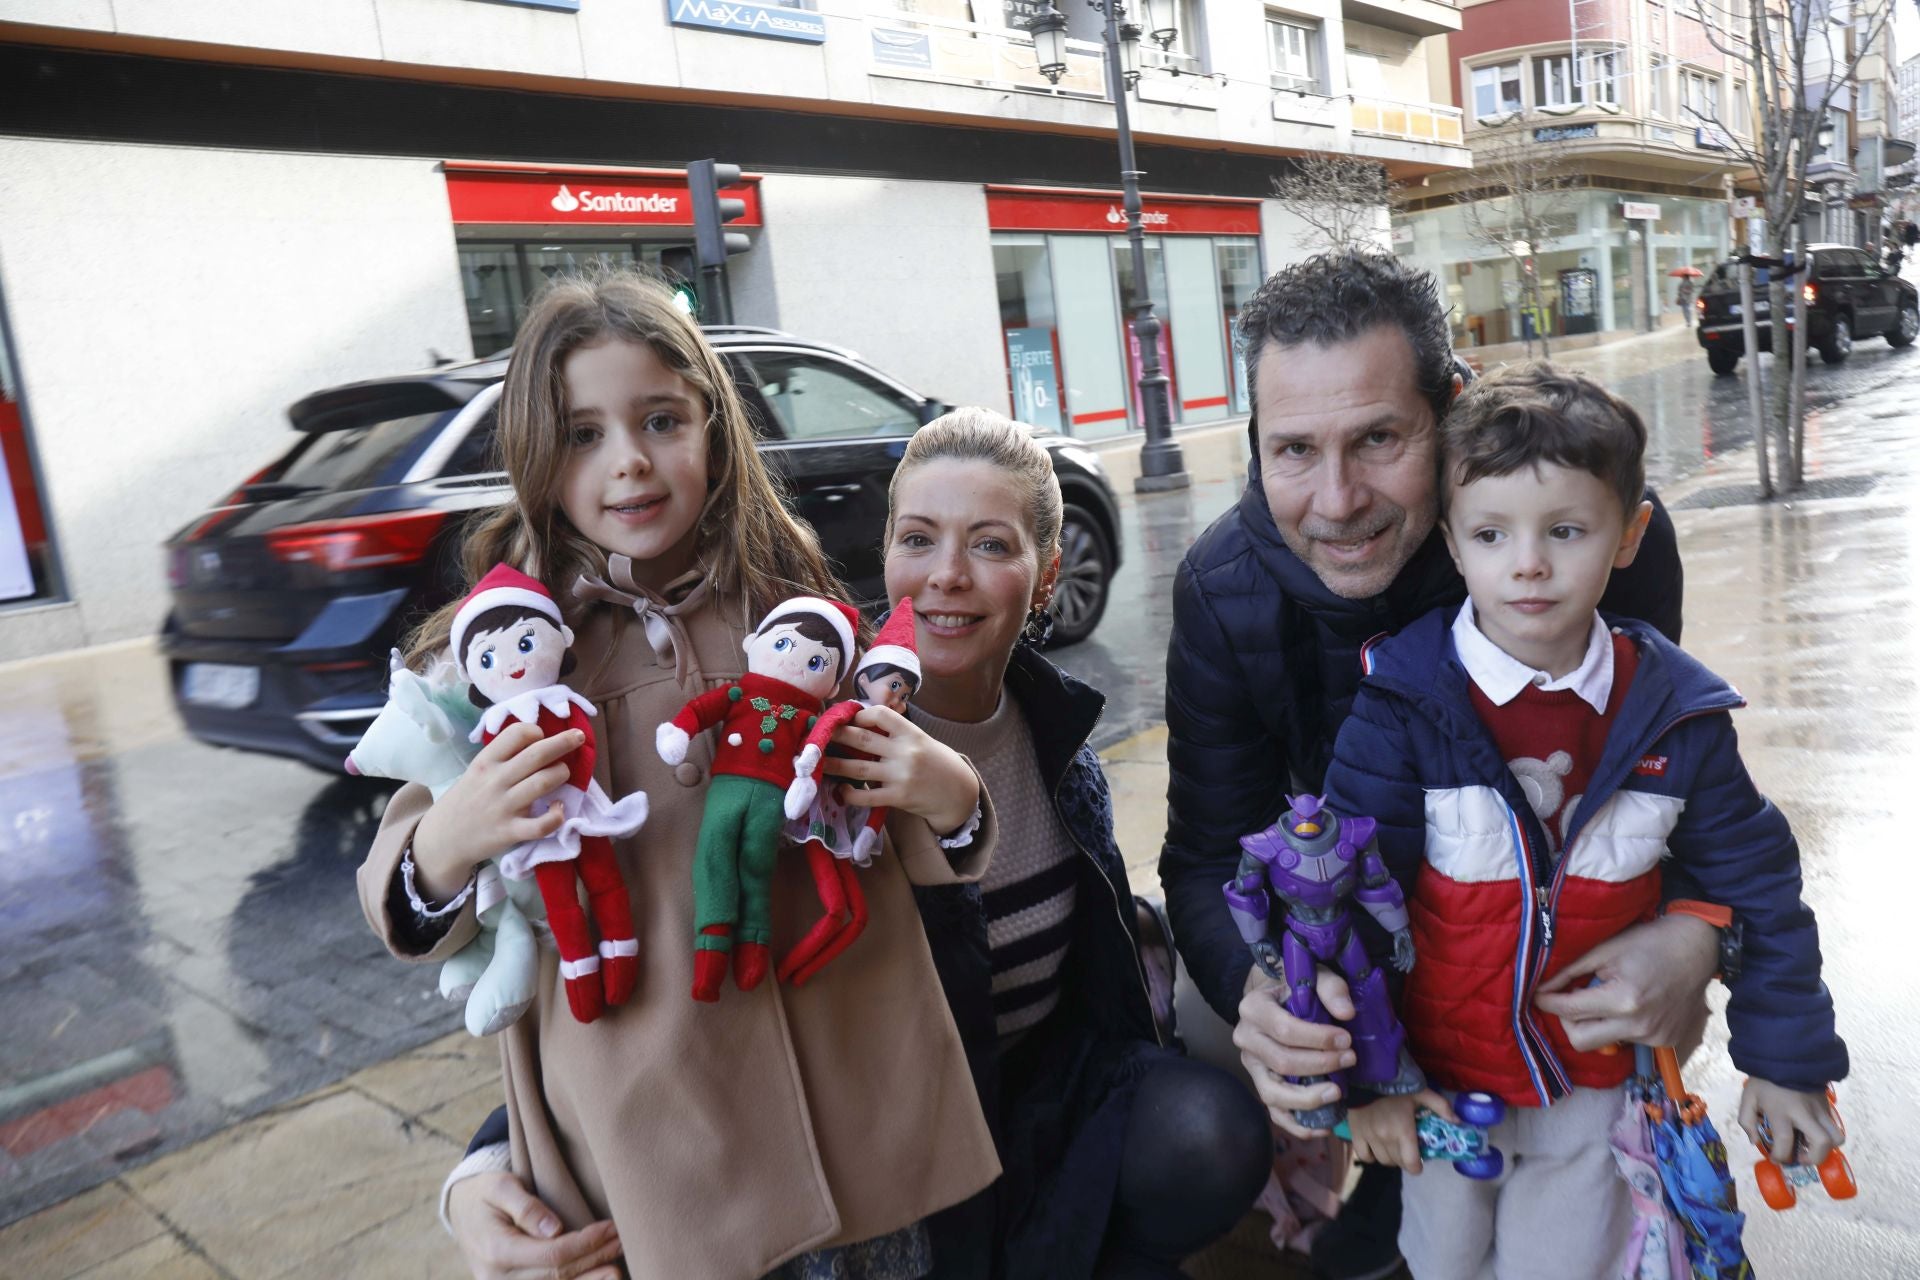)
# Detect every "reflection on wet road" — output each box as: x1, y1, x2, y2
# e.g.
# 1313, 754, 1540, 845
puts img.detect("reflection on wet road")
3, 324, 1917, 1276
